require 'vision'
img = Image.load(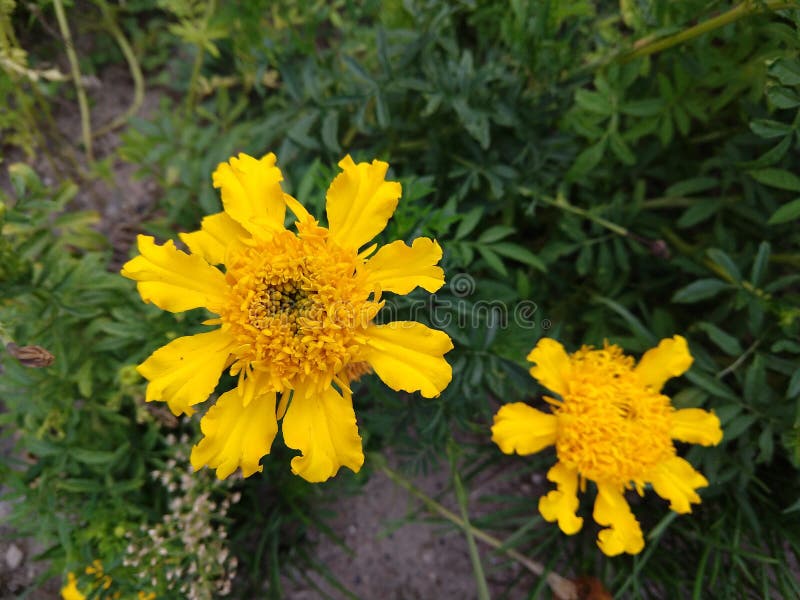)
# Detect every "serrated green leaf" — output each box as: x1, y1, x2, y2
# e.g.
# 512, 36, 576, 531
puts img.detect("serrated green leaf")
672, 279, 732, 303
767, 197, 800, 224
